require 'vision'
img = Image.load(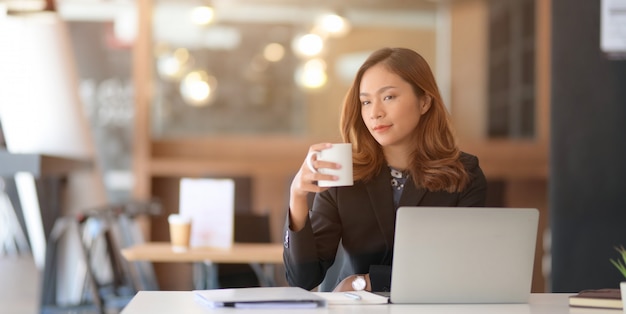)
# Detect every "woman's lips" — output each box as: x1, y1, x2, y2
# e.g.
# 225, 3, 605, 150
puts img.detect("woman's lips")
373, 125, 391, 132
